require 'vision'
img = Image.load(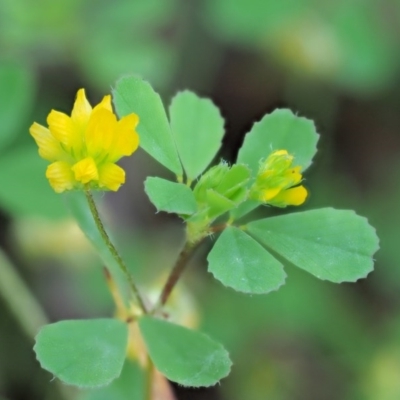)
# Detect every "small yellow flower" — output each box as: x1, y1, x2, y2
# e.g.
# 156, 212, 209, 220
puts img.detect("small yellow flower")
250, 150, 307, 207
30, 89, 139, 193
